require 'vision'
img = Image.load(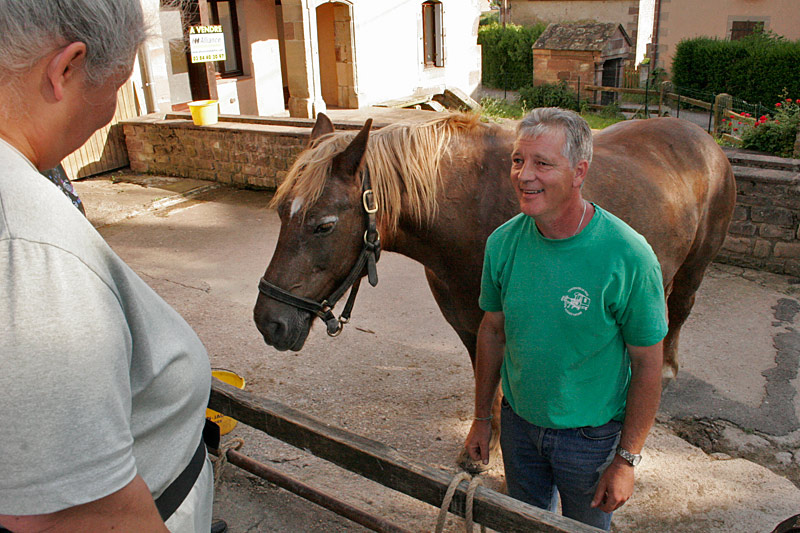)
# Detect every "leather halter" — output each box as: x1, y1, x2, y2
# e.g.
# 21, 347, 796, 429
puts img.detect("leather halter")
258, 170, 381, 337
